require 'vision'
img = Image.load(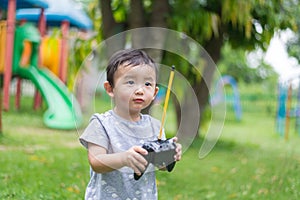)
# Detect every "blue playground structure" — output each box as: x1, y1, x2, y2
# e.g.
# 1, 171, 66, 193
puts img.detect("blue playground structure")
0, 0, 48, 9
276, 80, 300, 139
211, 75, 242, 121
16, 0, 92, 30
